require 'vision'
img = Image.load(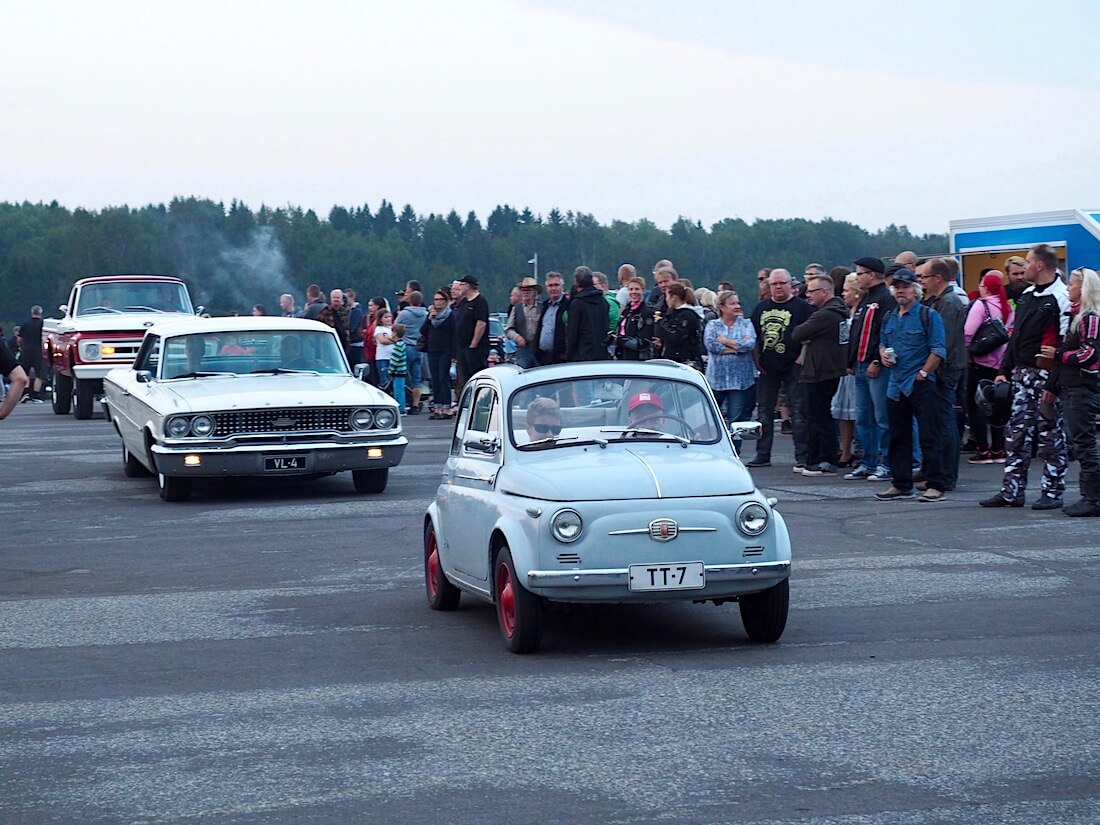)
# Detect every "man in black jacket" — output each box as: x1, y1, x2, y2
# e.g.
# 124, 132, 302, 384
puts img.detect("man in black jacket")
980, 244, 1071, 510
846, 257, 897, 480
535, 272, 569, 365
793, 274, 849, 475
565, 267, 611, 363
